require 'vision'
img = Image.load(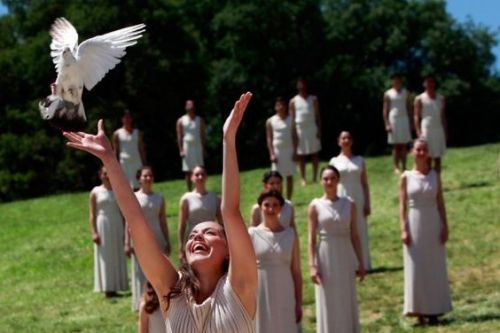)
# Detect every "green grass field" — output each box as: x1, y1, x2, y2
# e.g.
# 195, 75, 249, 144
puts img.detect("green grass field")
1, 143, 499, 332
